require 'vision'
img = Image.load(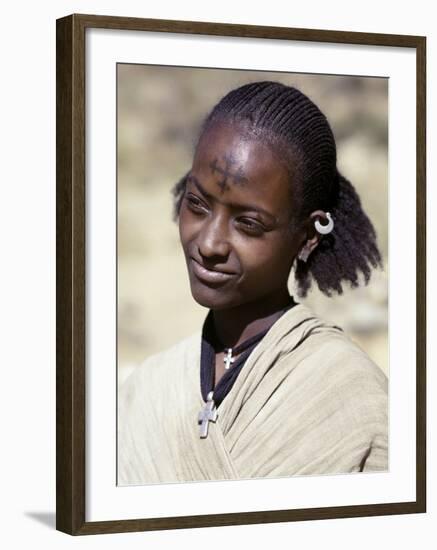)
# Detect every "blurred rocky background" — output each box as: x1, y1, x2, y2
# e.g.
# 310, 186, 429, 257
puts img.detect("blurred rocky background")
117, 65, 388, 383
